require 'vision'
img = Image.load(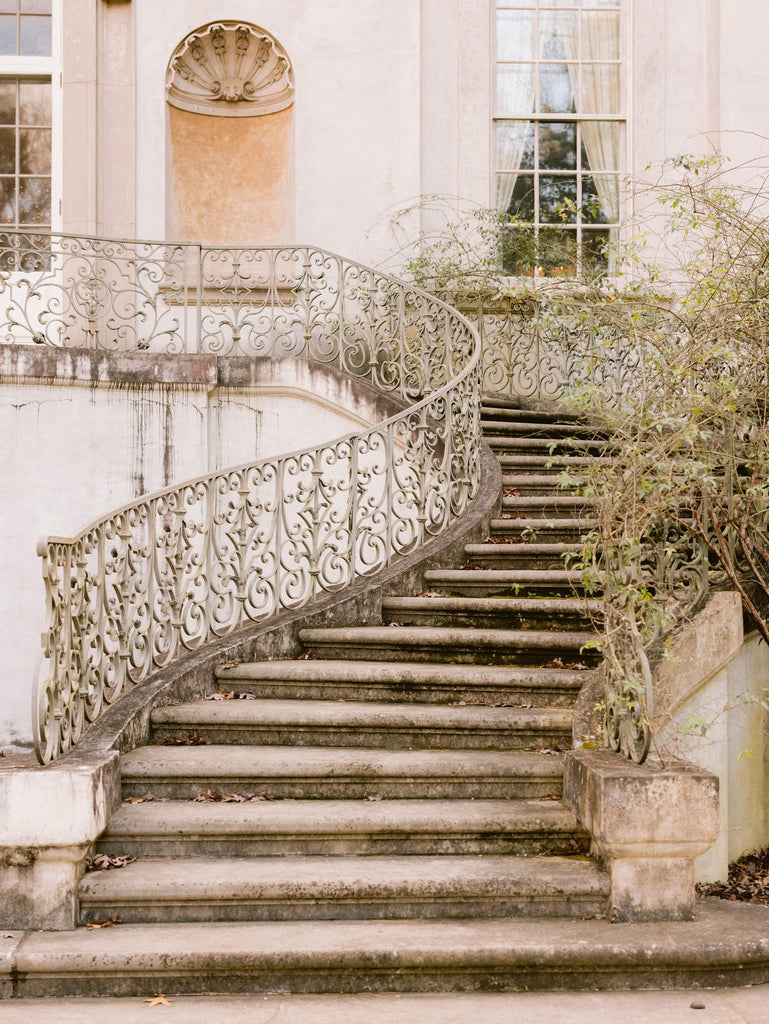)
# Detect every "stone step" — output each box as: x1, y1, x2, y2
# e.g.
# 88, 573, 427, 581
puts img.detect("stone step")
502, 495, 595, 518
97, 798, 586, 858
79, 854, 608, 925
497, 454, 608, 473
423, 568, 588, 598
480, 401, 582, 422
463, 542, 583, 571
502, 473, 583, 495
297, 625, 599, 667
151, 697, 573, 750
118, 746, 566, 800
382, 595, 602, 632
11, 903, 769, 996
490, 518, 598, 543
487, 436, 608, 454
481, 419, 604, 440
215, 660, 589, 708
